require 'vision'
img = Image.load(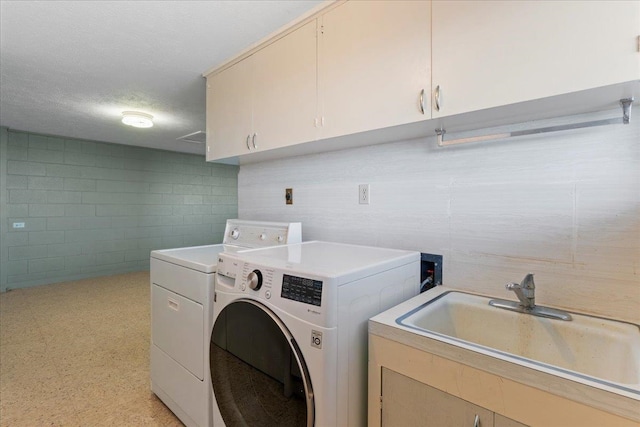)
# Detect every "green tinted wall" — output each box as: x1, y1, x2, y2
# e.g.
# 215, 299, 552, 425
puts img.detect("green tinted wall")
0, 128, 238, 291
